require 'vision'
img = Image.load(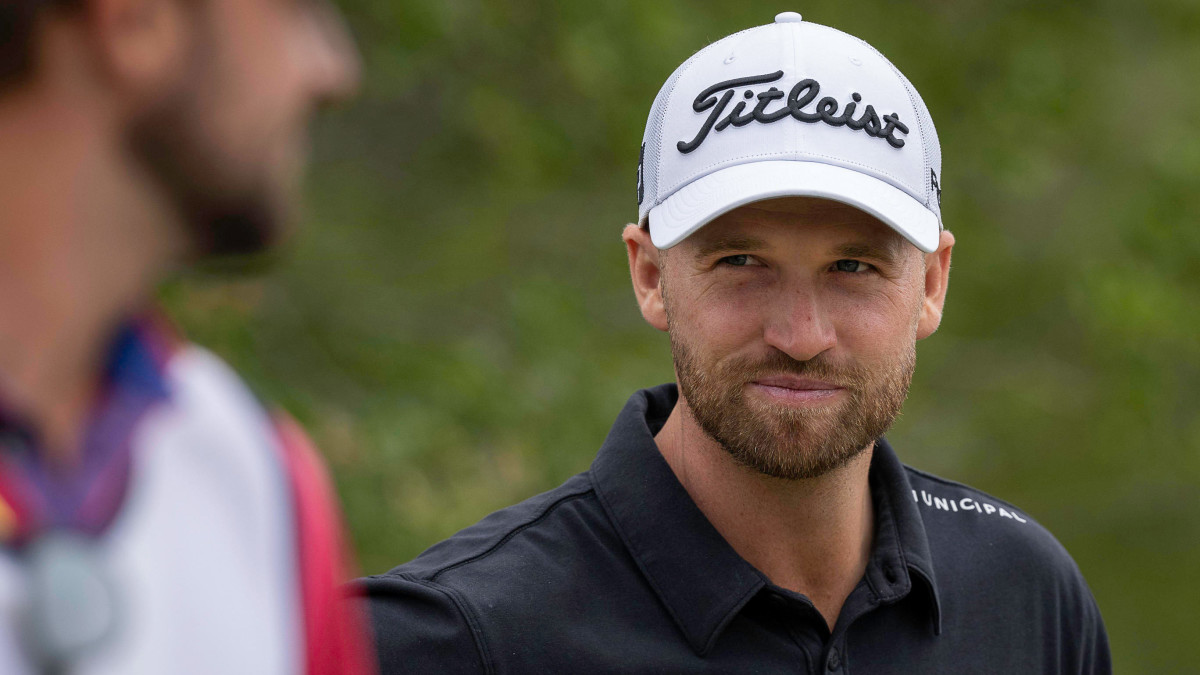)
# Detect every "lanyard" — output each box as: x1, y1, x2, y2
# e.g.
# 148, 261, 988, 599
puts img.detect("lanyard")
0, 319, 173, 672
